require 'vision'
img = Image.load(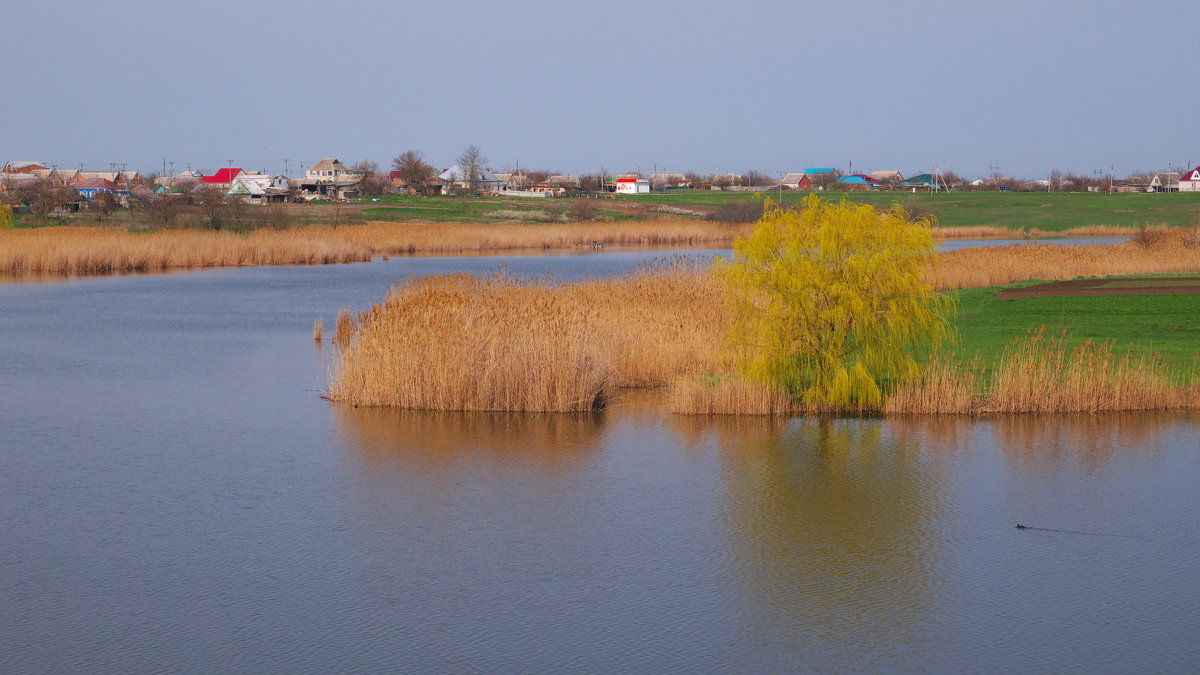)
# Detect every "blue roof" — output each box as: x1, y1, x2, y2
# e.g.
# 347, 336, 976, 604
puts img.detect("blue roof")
838, 176, 869, 184
805, 168, 835, 174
